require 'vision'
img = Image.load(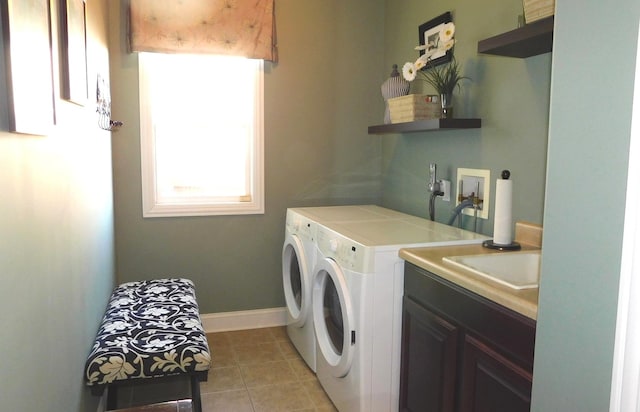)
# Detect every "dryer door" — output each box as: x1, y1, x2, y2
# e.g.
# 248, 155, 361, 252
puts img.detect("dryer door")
312, 257, 355, 378
282, 233, 311, 327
